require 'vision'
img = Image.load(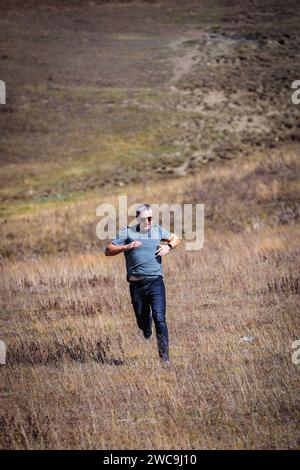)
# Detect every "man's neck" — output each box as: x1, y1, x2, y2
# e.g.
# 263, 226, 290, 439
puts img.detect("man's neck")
137, 223, 149, 234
